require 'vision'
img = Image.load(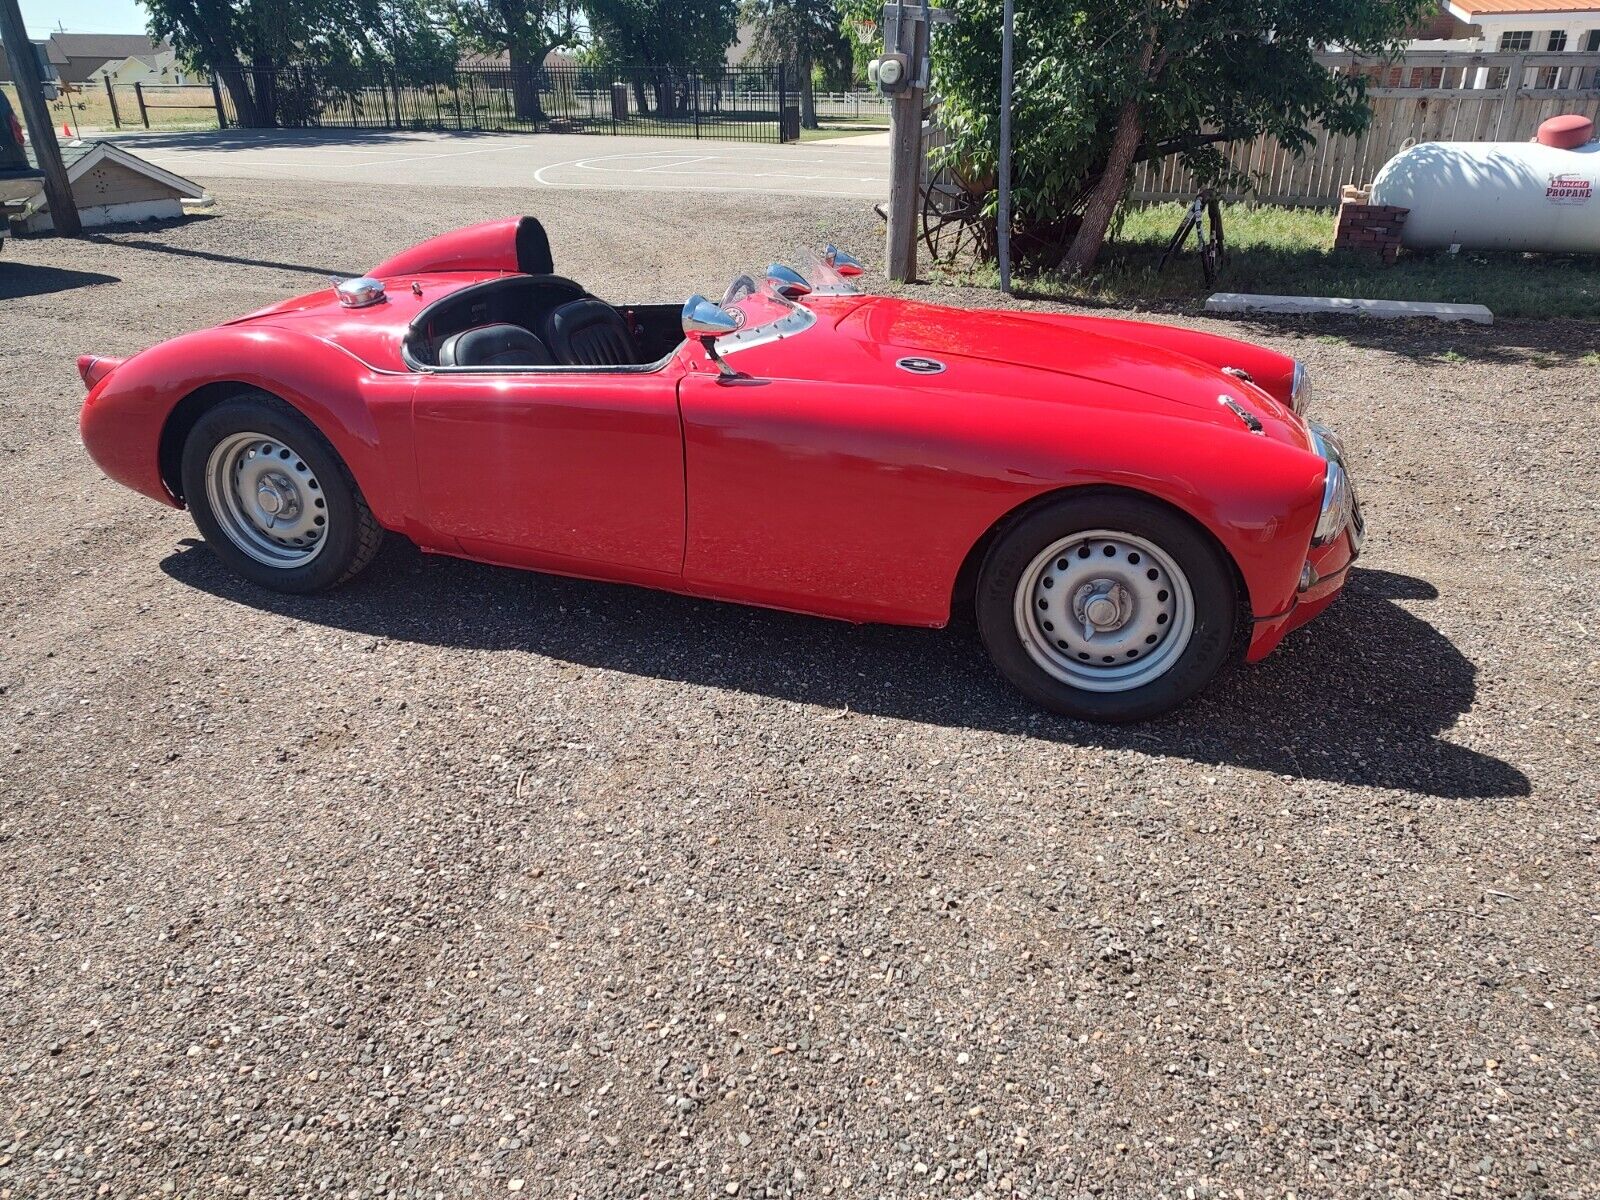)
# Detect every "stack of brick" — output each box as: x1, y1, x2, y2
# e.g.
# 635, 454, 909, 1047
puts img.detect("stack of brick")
1334, 188, 1409, 265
